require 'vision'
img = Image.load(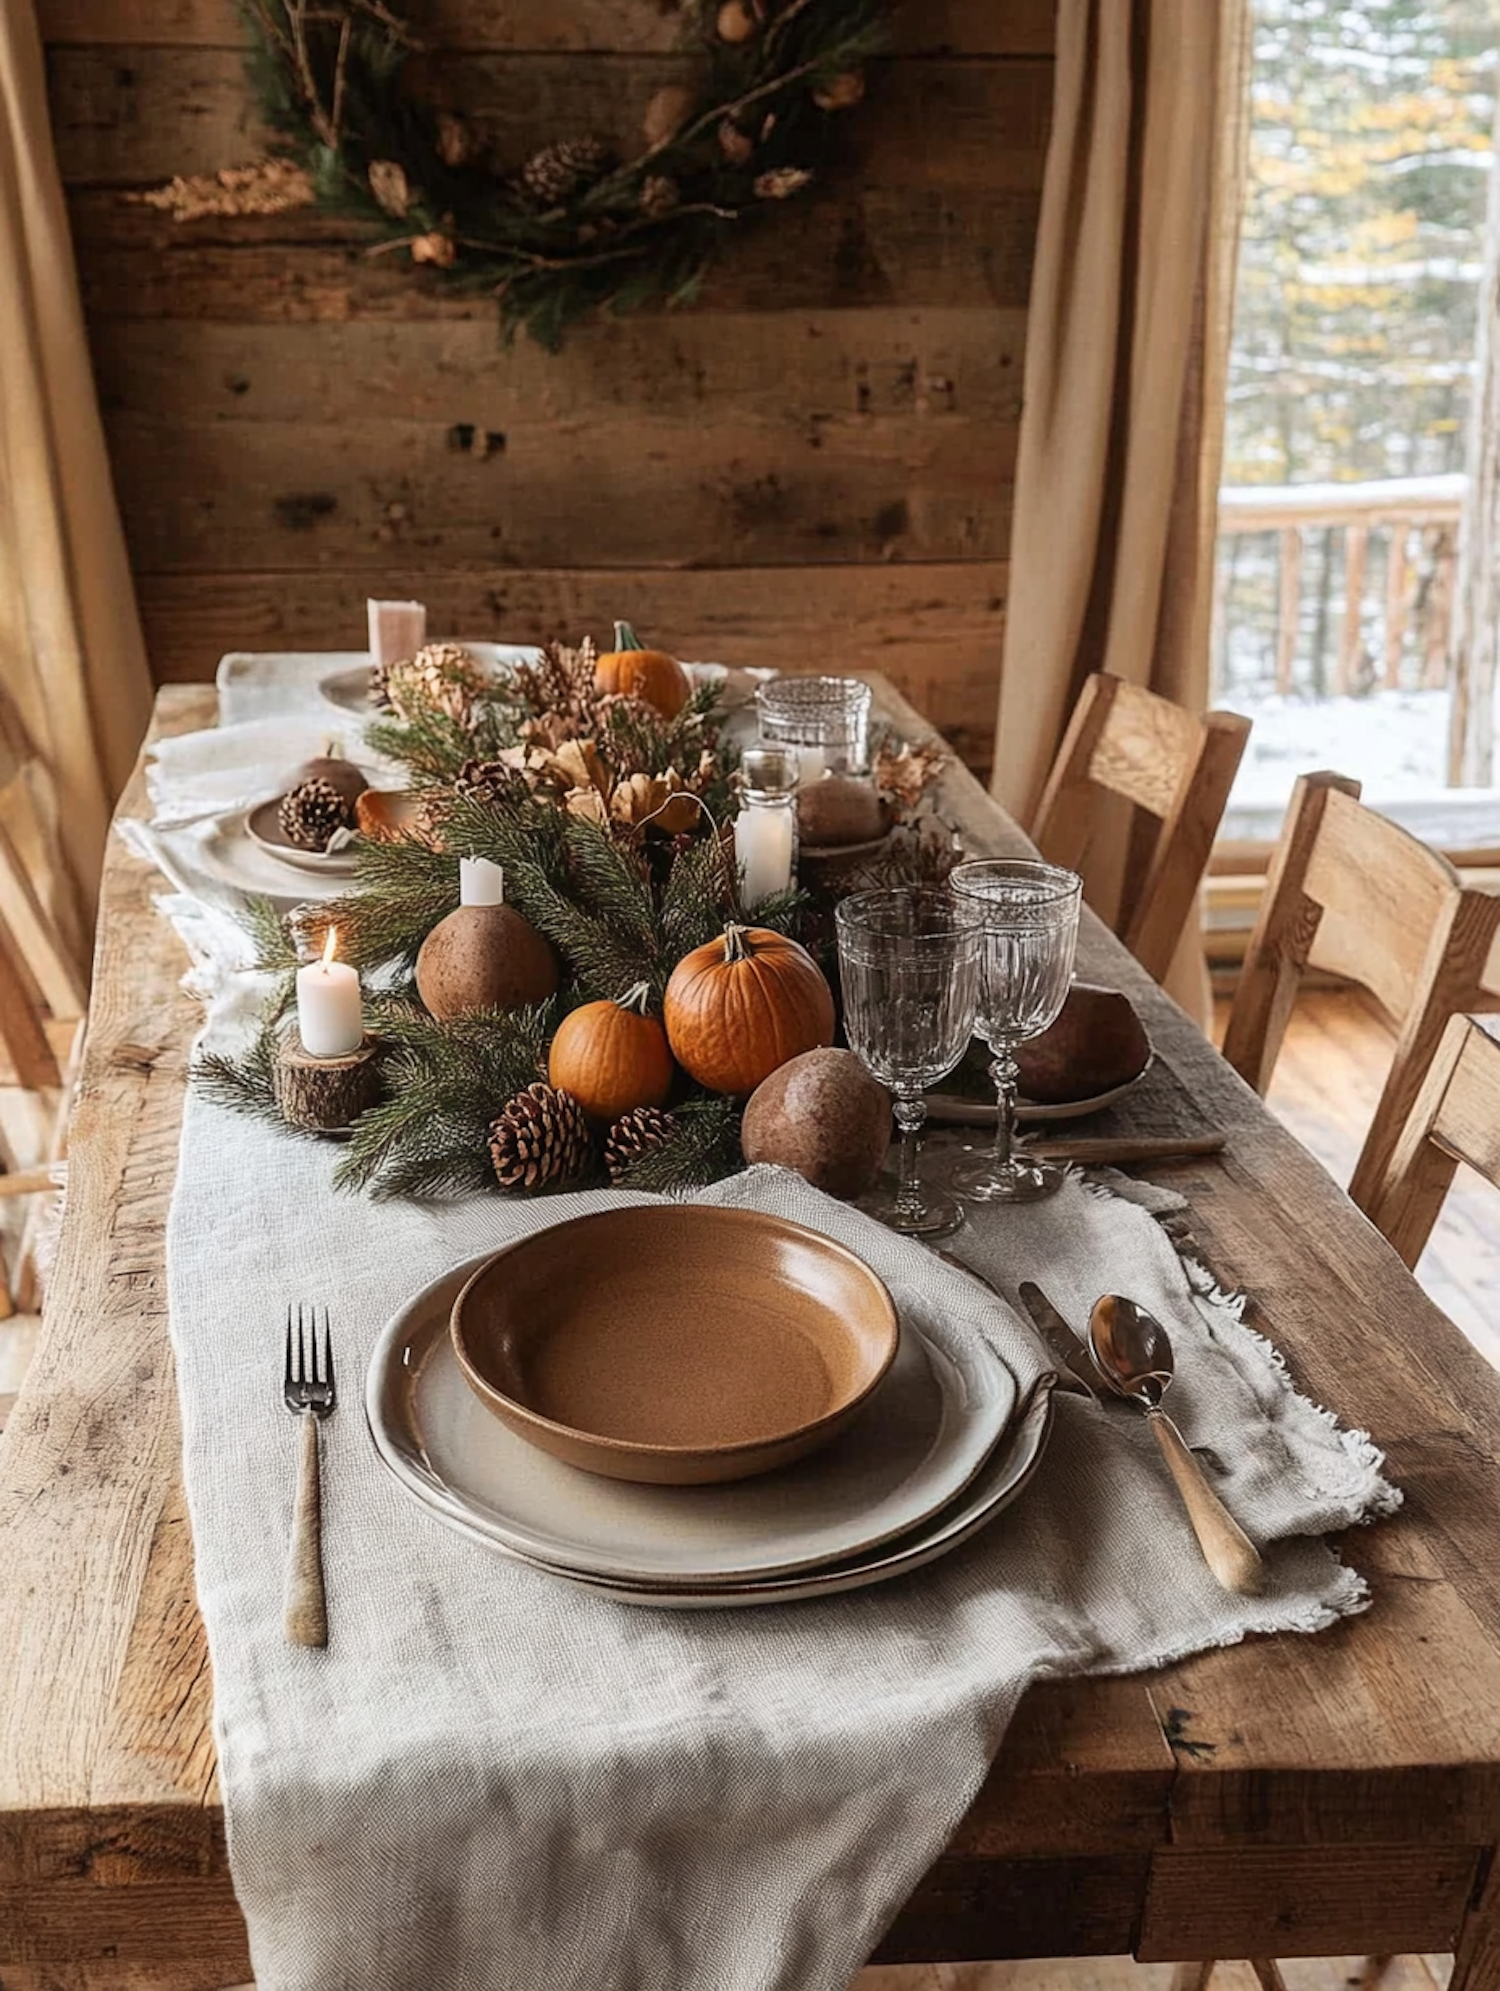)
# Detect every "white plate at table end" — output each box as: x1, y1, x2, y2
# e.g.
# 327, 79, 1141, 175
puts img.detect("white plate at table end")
365, 1250, 1019, 1587
244, 797, 359, 876
431, 1384, 1054, 1610
195, 811, 356, 907
925, 1052, 1156, 1128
